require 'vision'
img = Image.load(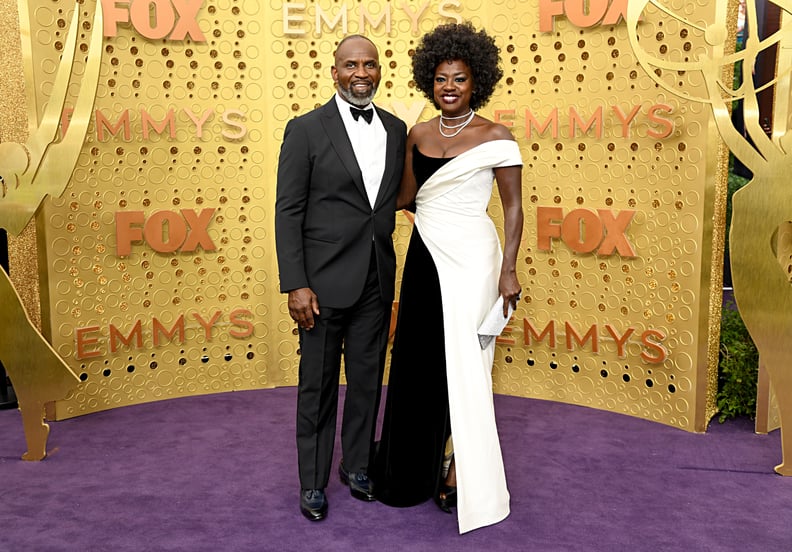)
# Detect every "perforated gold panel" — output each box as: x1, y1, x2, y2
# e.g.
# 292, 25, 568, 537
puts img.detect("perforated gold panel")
486, 0, 725, 432
30, 0, 285, 416
3, 0, 725, 432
